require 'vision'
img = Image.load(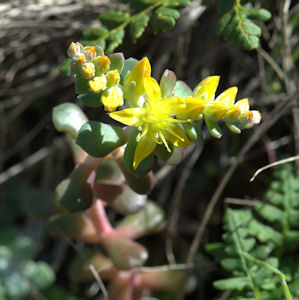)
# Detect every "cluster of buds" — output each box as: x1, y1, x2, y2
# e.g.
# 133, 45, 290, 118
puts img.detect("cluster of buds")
67, 42, 124, 111
193, 76, 261, 138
